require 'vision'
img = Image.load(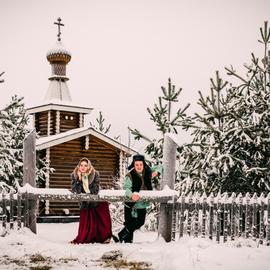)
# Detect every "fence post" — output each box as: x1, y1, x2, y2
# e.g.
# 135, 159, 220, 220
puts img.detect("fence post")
223, 193, 229, 243
209, 193, 214, 240
201, 192, 207, 238
9, 191, 14, 230
158, 134, 177, 242
252, 193, 258, 241
179, 193, 185, 239
238, 193, 243, 237
2, 191, 7, 236
259, 193, 265, 245
245, 193, 251, 239
17, 192, 22, 229
230, 192, 236, 241
23, 130, 37, 234
194, 192, 200, 238
216, 192, 221, 243
186, 193, 193, 237
266, 193, 270, 246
